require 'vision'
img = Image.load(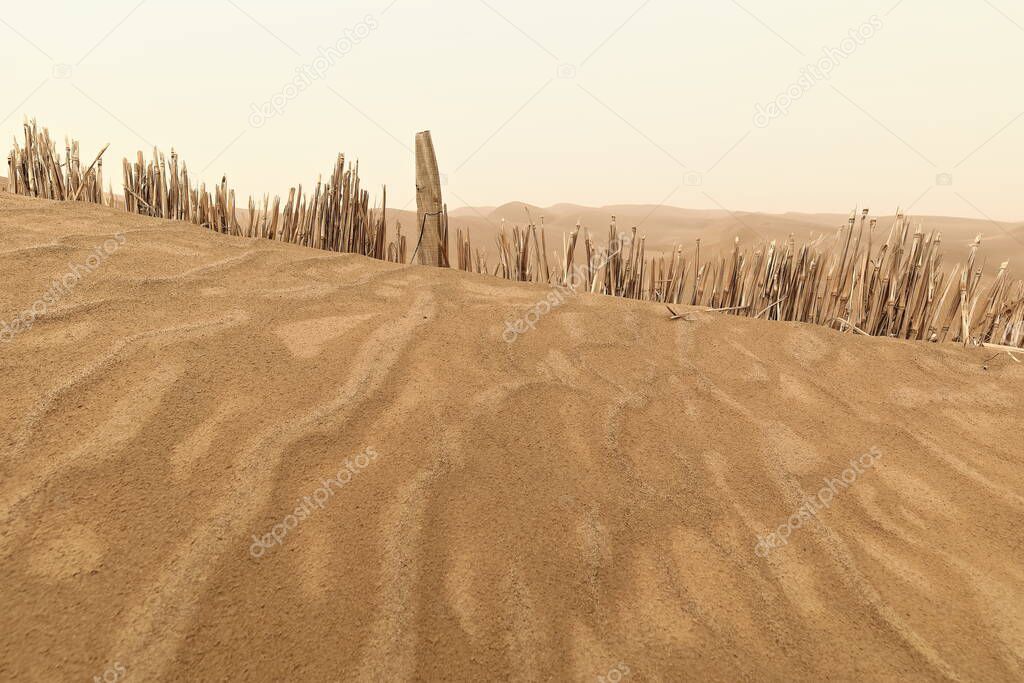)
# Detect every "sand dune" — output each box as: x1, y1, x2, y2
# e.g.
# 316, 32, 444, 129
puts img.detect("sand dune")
2, 192, 1023, 681
395, 201, 1024, 265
